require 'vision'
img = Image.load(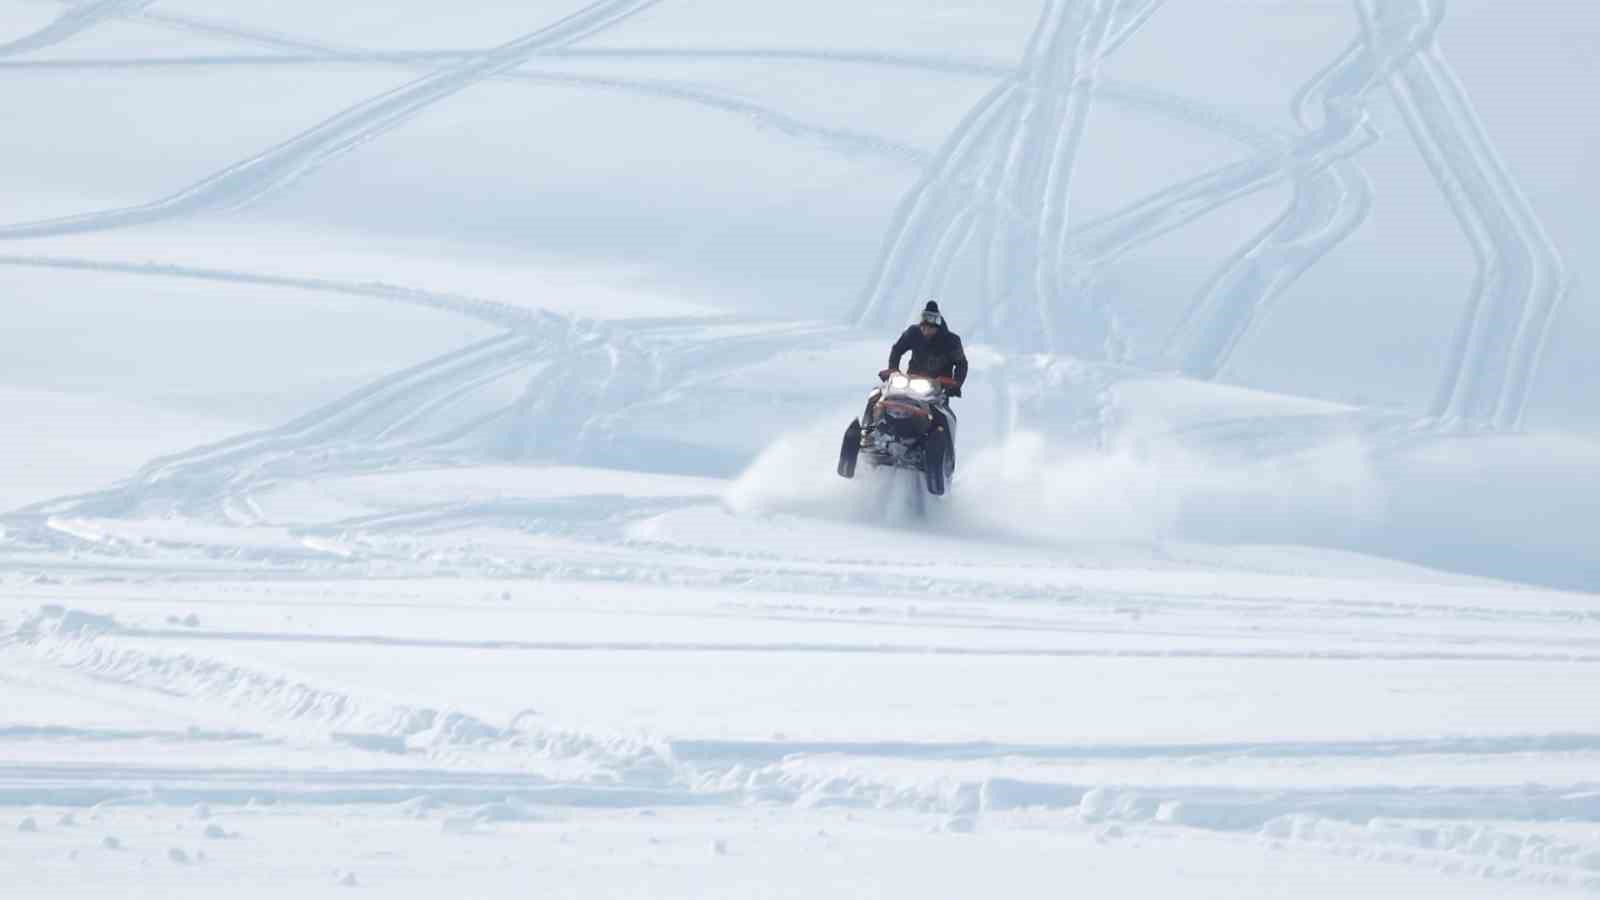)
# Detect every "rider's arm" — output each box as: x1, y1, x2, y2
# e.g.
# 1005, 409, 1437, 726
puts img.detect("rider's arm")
887, 327, 914, 371
950, 335, 968, 387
